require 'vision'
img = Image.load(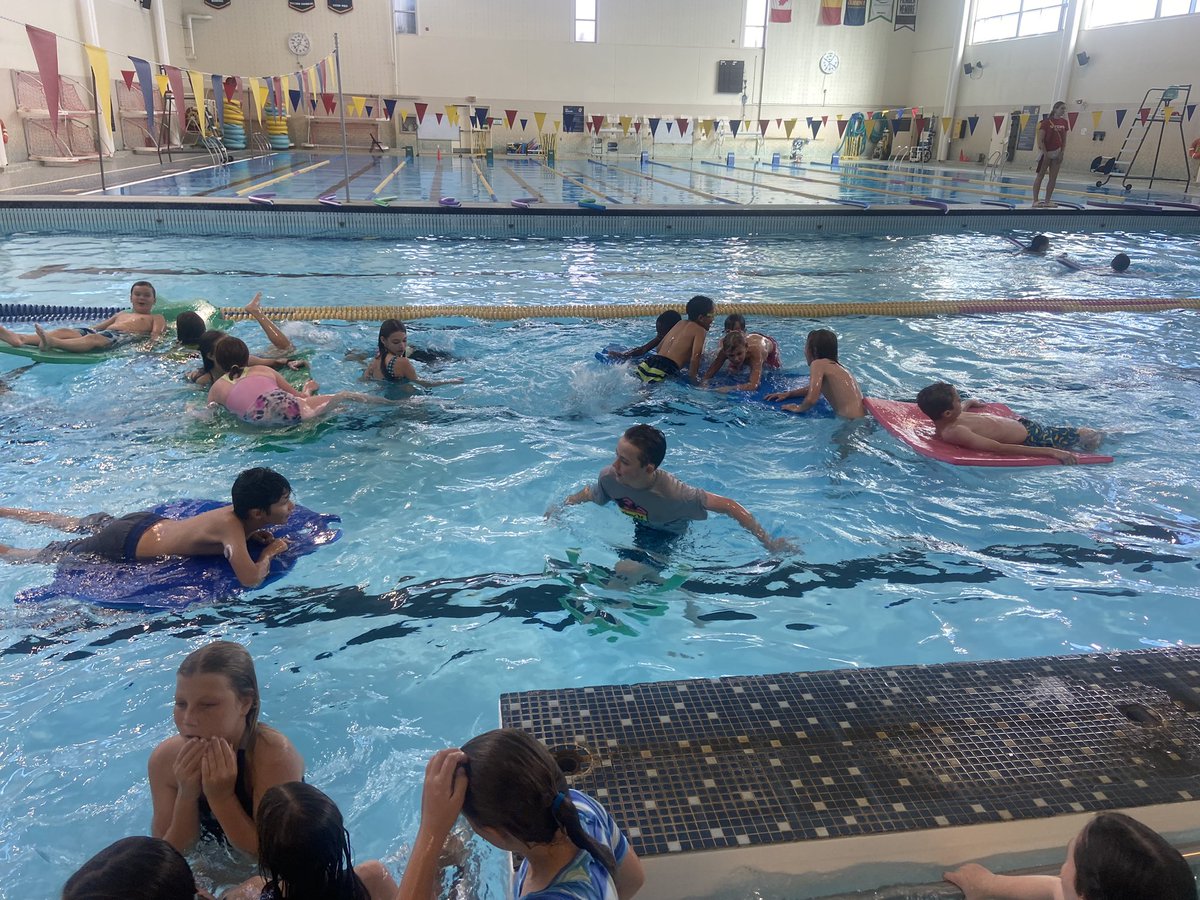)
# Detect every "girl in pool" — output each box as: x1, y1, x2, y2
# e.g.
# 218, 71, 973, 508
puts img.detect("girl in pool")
183, 294, 307, 388
225, 782, 397, 900
63, 836, 215, 900
363, 320, 464, 389
410, 728, 644, 900
943, 811, 1196, 900
208, 337, 392, 425
149, 641, 305, 856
